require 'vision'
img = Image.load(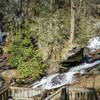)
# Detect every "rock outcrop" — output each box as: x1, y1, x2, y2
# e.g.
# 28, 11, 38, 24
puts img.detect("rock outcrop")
60, 47, 84, 67
84, 48, 100, 63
